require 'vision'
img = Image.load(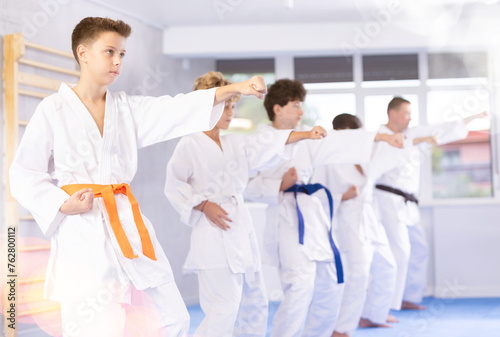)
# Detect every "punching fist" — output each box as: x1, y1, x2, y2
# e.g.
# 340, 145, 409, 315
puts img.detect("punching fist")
342, 185, 360, 201
59, 188, 94, 215
308, 126, 327, 139
280, 167, 298, 191
240, 75, 267, 99
375, 132, 405, 148
388, 132, 405, 148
